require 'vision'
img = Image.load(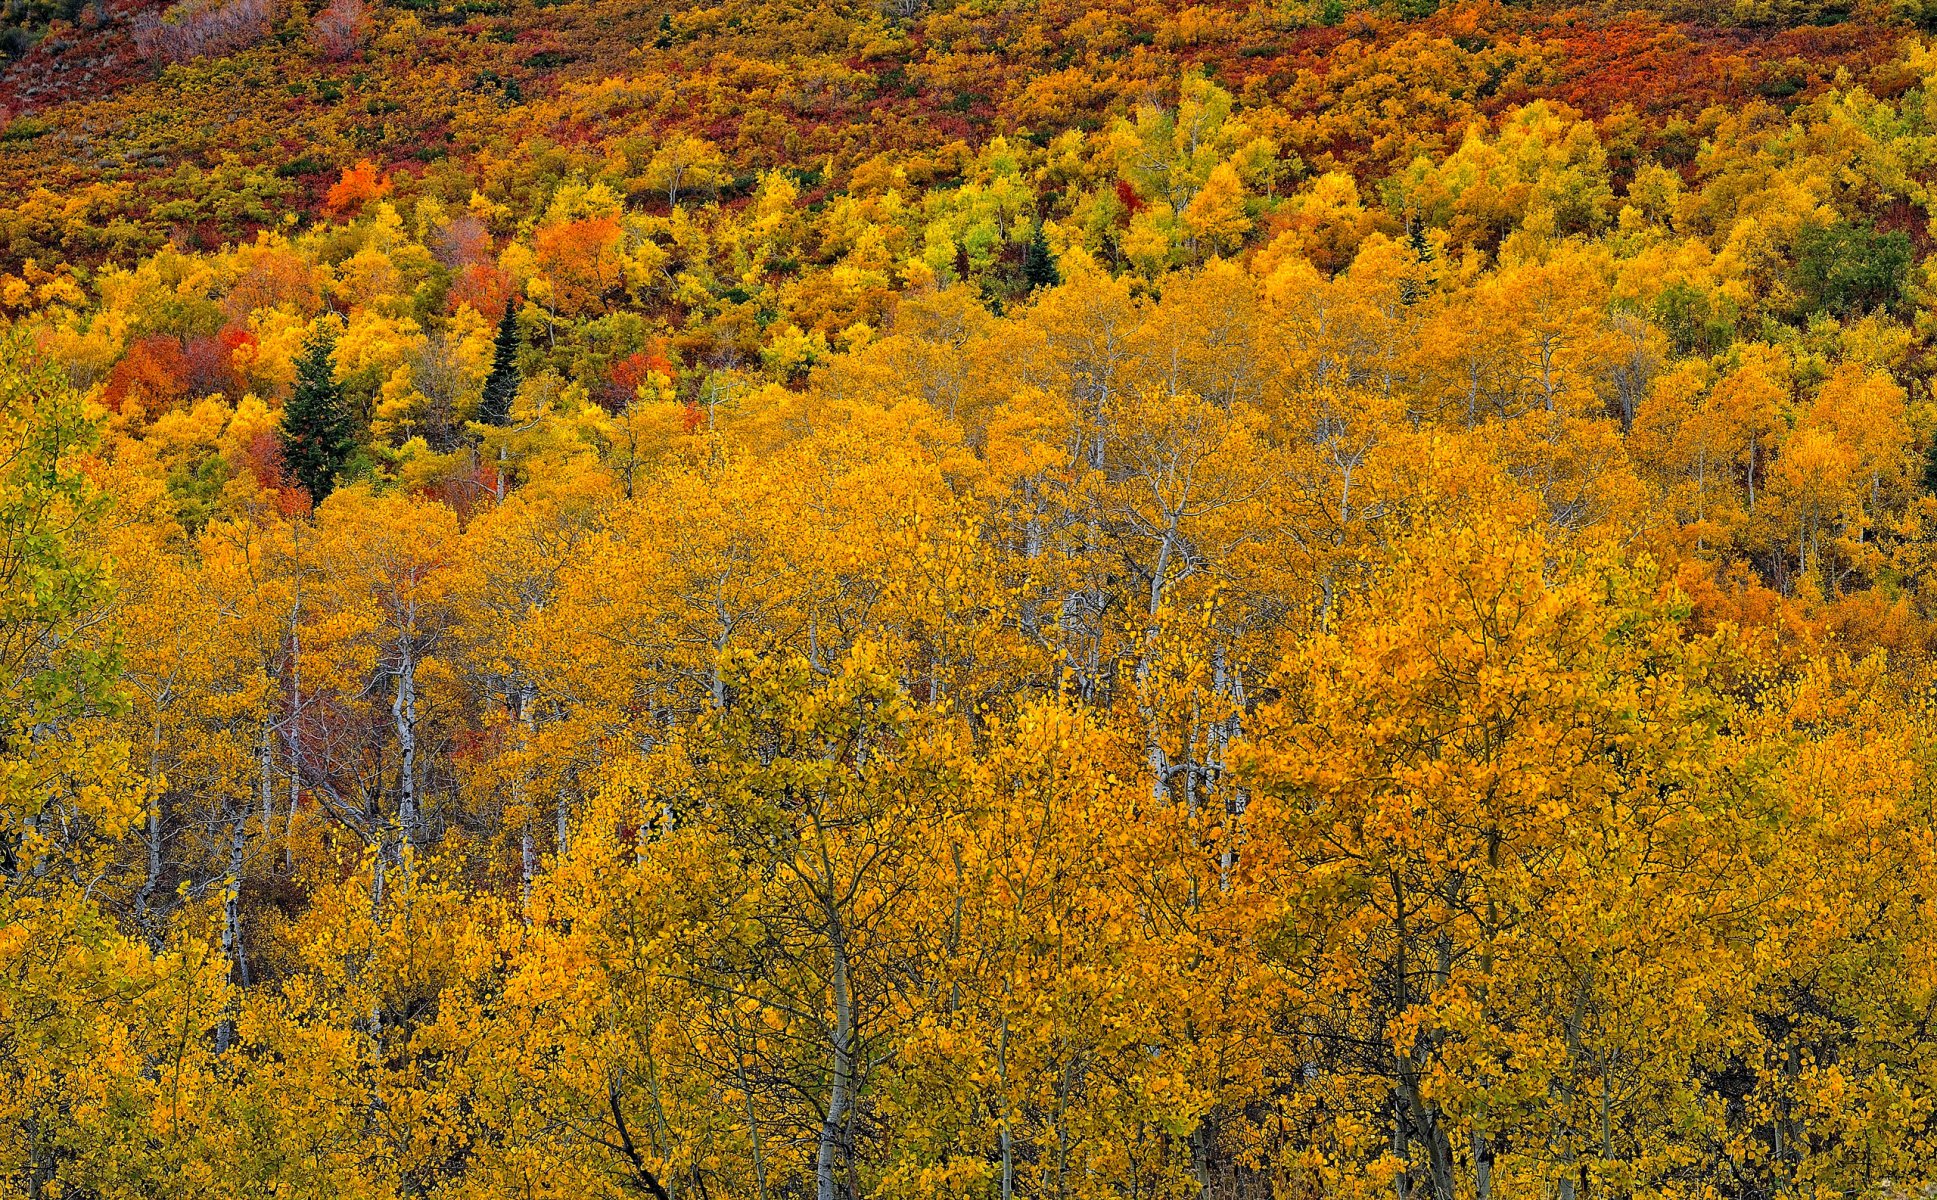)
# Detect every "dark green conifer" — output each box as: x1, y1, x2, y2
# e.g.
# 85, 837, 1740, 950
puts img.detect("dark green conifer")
477, 301, 522, 428
1024, 224, 1060, 291
278, 324, 356, 502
